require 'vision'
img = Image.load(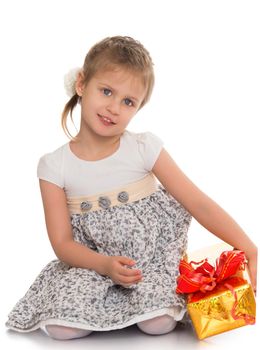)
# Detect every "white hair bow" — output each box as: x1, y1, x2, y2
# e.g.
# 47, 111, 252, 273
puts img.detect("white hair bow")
64, 67, 82, 97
